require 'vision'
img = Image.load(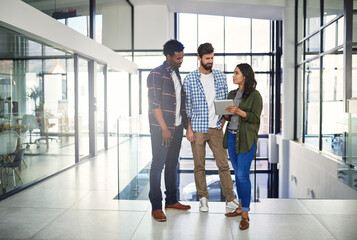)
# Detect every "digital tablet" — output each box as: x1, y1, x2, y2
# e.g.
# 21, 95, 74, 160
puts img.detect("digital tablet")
214, 99, 234, 115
